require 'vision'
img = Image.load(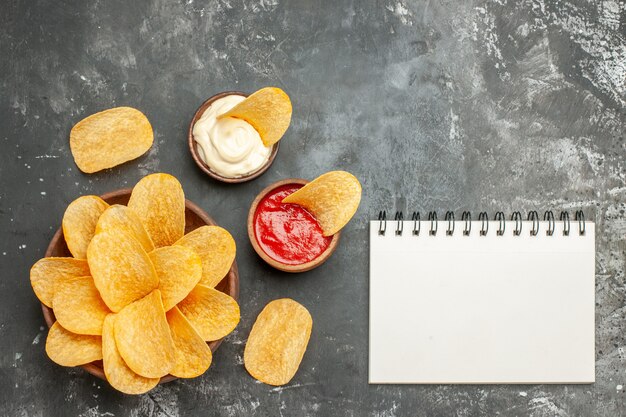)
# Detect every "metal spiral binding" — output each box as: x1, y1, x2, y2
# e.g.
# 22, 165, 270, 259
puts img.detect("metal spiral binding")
528, 211, 539, 236
511, 211, 522, 236
478, 212, 488, 236
411, 212, 420, 236
560, 211, 570, 236
462, 211, 471, 236
575, 210, 585, 235
445, 211, 455, 236
394, 211, 403, 235
428, 211, 438, 236
494, 212, 506, 236
377, 210, 586, 237
378, 210, 386, 235
544, 210, 555, 236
